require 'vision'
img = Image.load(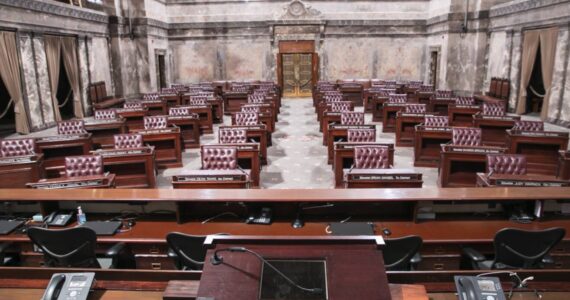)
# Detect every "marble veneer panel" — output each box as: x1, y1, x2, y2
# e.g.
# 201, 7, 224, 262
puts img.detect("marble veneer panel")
88, 37, 113, 96
78, 38, 91, 115
32, 36, 55, 125
486, 31, 509, 85
547, 28, 569, 121
508, 32, 522, 111
18, 33, 43, 129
